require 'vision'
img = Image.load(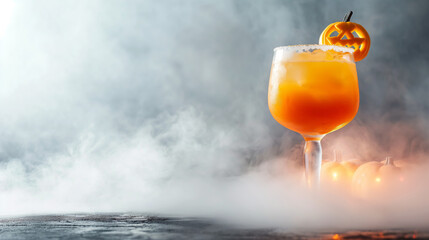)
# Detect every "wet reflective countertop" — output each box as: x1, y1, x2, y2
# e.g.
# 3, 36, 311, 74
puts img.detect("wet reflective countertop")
0, 214, 426, 239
